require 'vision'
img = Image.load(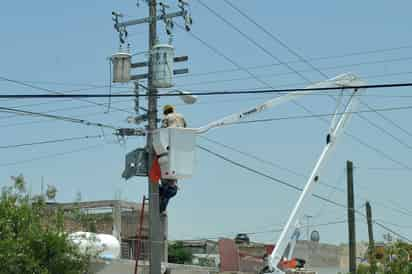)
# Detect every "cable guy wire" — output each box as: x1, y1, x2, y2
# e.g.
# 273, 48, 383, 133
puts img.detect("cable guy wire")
198, 144, 412, 243
0, 106, 117, 130
1, 82, 412, 98
0, 135, 102, 149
